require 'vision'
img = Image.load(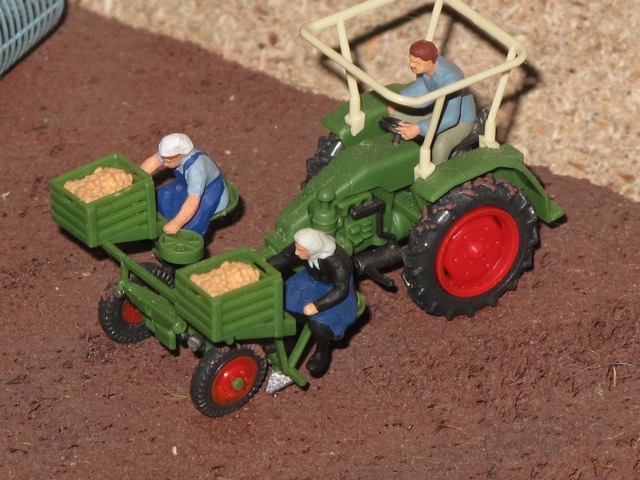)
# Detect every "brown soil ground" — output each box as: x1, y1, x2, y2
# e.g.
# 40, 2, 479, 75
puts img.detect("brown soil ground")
1, 6, 640, 479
